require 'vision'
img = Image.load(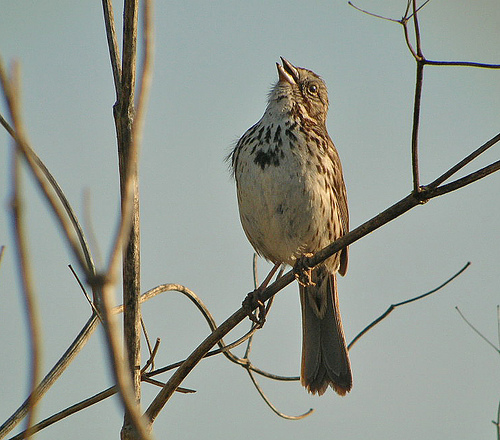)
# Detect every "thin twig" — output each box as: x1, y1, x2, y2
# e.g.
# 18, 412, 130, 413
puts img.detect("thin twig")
348, 262, 471, 350
0, 61, 90, 276
0, 314, 99, 439
411, 0, 423, 58
141, 339, 161, 374
424, 59, 500, 69
347, 1, 400, 22
141, 318, 155, 362
4, 62, 42, 439
83, 189, 103, 268
0, 245, 5, 267
0, 283, 178, 439
455, 307, 500, 355
351, 0, 500, 70
6, 387, 116, 440
101, 0, 122, 100
427, 132, 500, 189
406, 0, 431, 21
497, 305, 500, 351
6, 375, 195, 440
411, 61, 424, 192
68, 264, 102, 319
423, 159, 500, 199
0, 114, 95, 275
245, 368, 314, 420
493, 399, 500, 440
